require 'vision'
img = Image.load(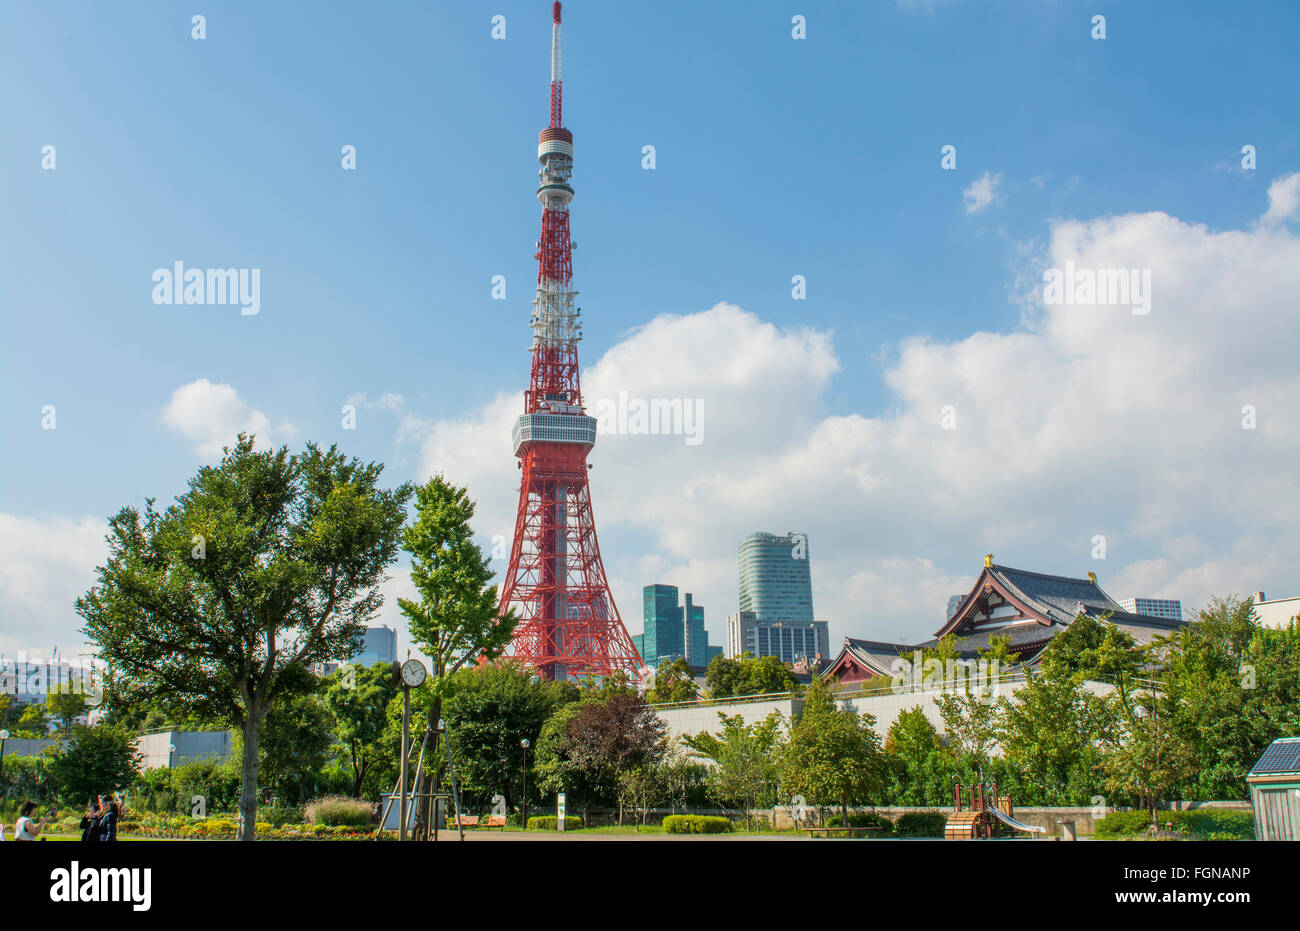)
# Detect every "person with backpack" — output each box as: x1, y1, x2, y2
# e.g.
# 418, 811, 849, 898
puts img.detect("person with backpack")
79, 797, 102, 842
